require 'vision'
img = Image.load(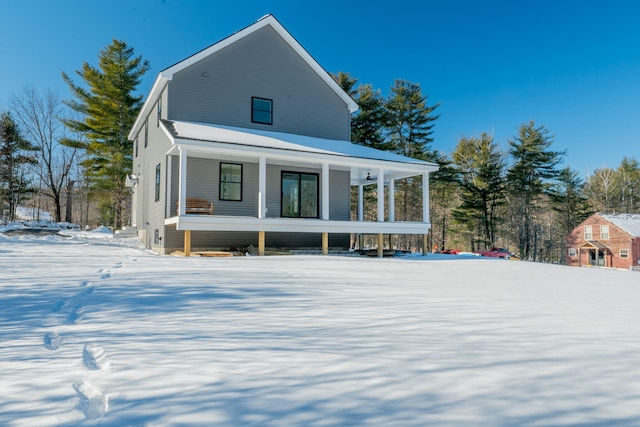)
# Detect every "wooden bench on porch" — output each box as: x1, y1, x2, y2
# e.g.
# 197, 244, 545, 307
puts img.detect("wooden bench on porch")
176, 198, 214, 215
